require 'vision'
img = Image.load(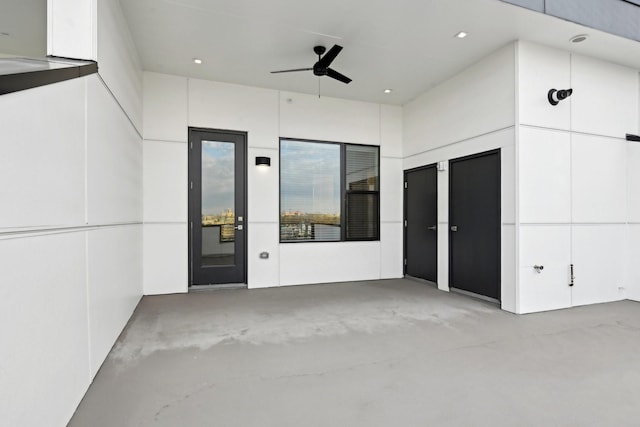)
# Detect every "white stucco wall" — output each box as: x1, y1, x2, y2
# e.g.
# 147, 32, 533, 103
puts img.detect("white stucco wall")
516, 41, 640, 313
142, 73, 404, 293
402, 40, 640, 314
0, 1, 143, 425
